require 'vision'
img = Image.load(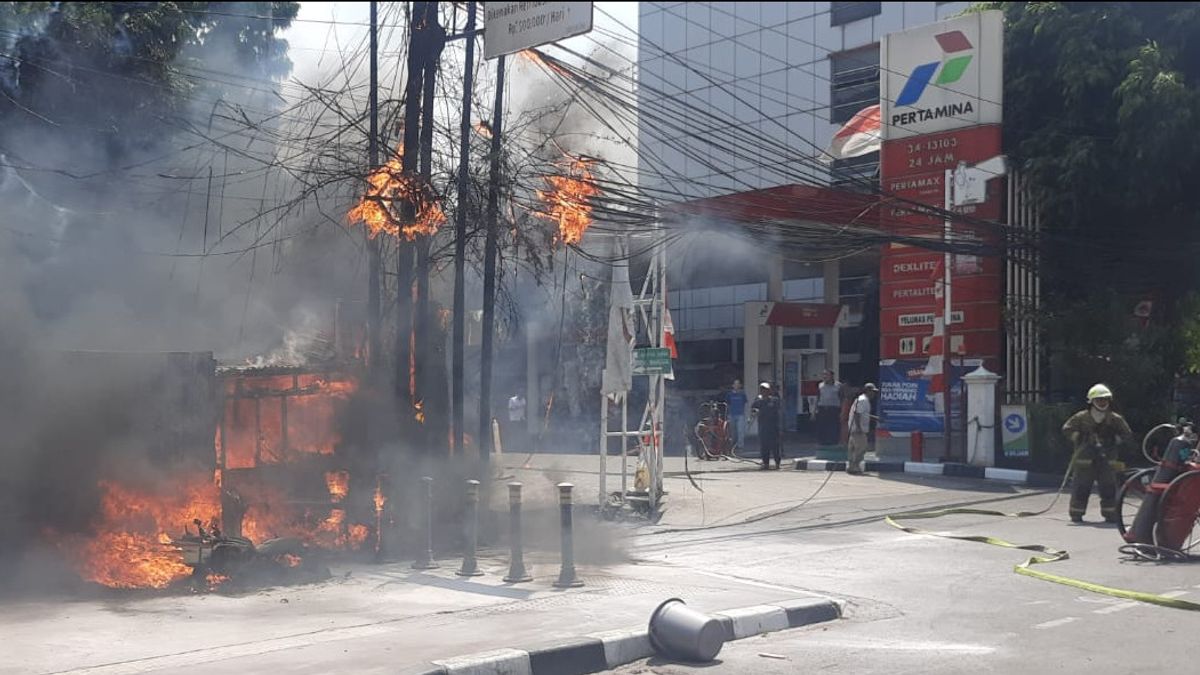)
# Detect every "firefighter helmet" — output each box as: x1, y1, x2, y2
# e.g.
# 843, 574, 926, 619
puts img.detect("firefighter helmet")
1087, 384, 1113, 401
